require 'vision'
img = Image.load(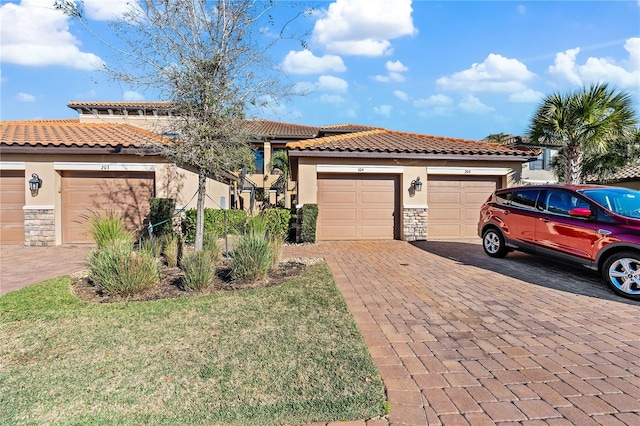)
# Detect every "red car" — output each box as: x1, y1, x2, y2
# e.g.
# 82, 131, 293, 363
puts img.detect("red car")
478, 184, 640, 300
